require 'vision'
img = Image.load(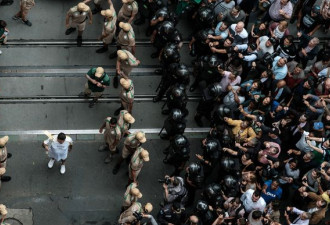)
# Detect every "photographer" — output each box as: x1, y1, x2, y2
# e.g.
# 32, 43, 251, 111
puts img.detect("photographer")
157, 202, 186, 225
161, 175, 187, 207
118, 202, 153, 224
